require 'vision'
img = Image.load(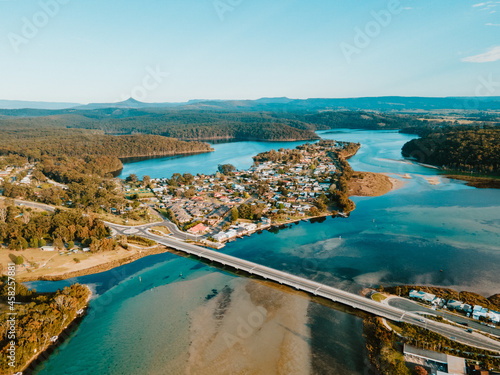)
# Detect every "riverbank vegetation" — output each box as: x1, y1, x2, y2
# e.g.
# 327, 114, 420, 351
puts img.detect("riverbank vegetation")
363, 318, 410, 375
0, 282, 90, 374
0, 204, 112, 252
364, 317, 500, 375
401, 127, 500, 177
395, 321, 500, 370
385, 285, 500, 312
